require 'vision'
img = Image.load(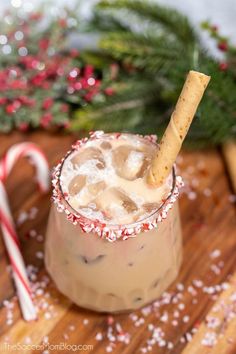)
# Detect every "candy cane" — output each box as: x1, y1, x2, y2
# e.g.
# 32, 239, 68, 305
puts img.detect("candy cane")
0, 142, 49, 192
0, 143, 50, 321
